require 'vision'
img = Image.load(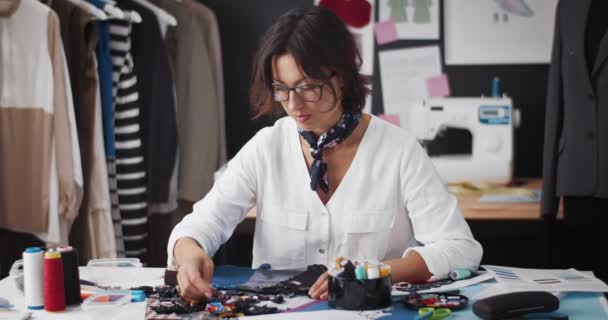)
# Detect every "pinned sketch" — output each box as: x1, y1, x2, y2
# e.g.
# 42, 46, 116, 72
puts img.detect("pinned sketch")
444, 0, 558, 65
316, 0, 376, 75
379, 46, 442, 127
493, 0, 534, 22
378, 0, 439, 40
